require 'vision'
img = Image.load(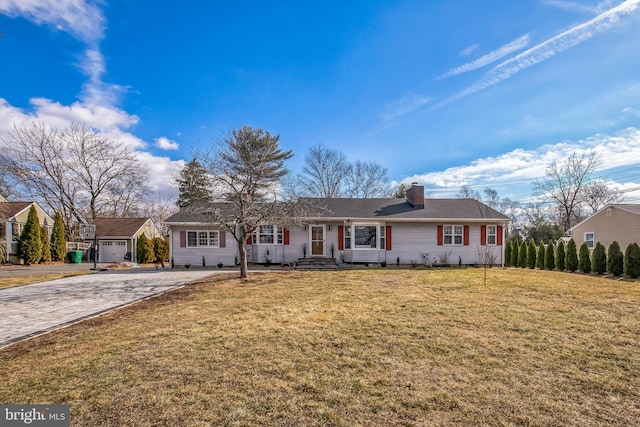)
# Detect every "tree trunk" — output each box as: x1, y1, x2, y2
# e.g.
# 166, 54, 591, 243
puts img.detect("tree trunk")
238, 241, 248, 279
